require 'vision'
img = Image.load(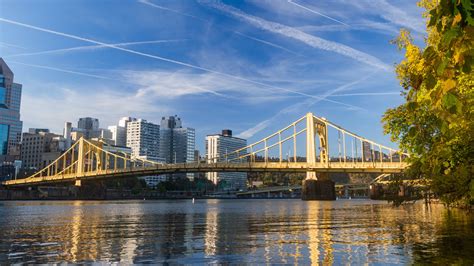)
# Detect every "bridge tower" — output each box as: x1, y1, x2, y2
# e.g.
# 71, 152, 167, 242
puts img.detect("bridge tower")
75, 138, 85, 187
302, 113, 336, 200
